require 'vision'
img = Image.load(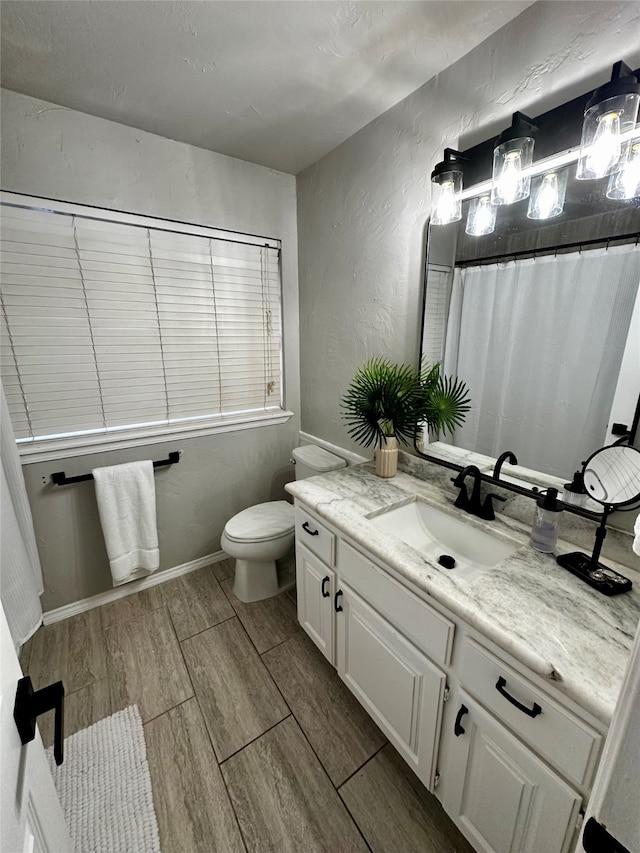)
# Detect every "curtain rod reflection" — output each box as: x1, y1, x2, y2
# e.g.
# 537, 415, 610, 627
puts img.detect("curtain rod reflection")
456, 230, 640, 268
